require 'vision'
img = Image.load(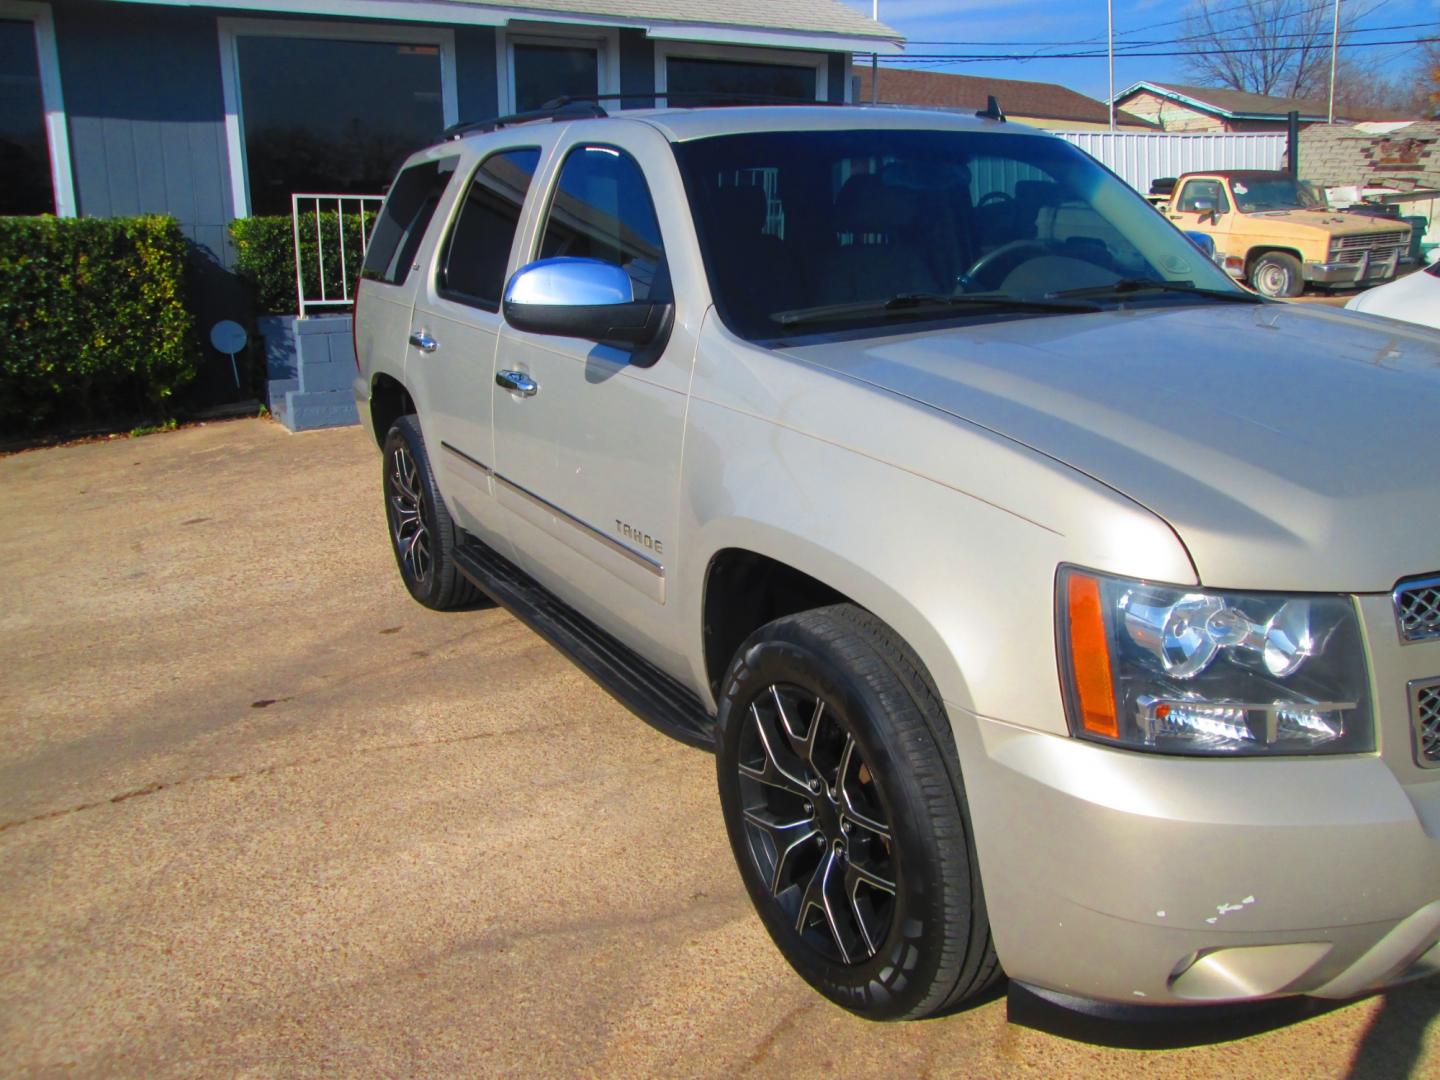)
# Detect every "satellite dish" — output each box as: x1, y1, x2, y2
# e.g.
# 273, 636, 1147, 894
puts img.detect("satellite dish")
210, 320, 248, 388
